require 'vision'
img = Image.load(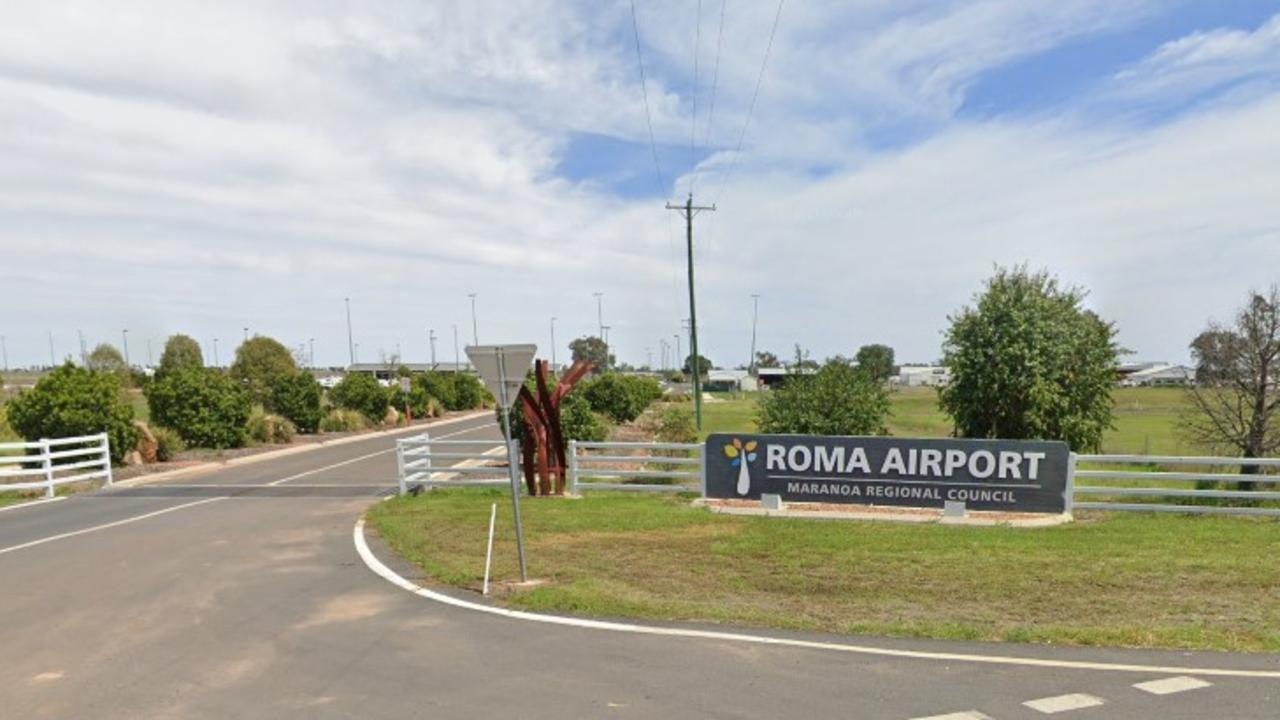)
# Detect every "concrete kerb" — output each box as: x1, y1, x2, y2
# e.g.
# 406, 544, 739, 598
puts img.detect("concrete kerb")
353, 517, 1280, 680
114, 411, 491, 490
